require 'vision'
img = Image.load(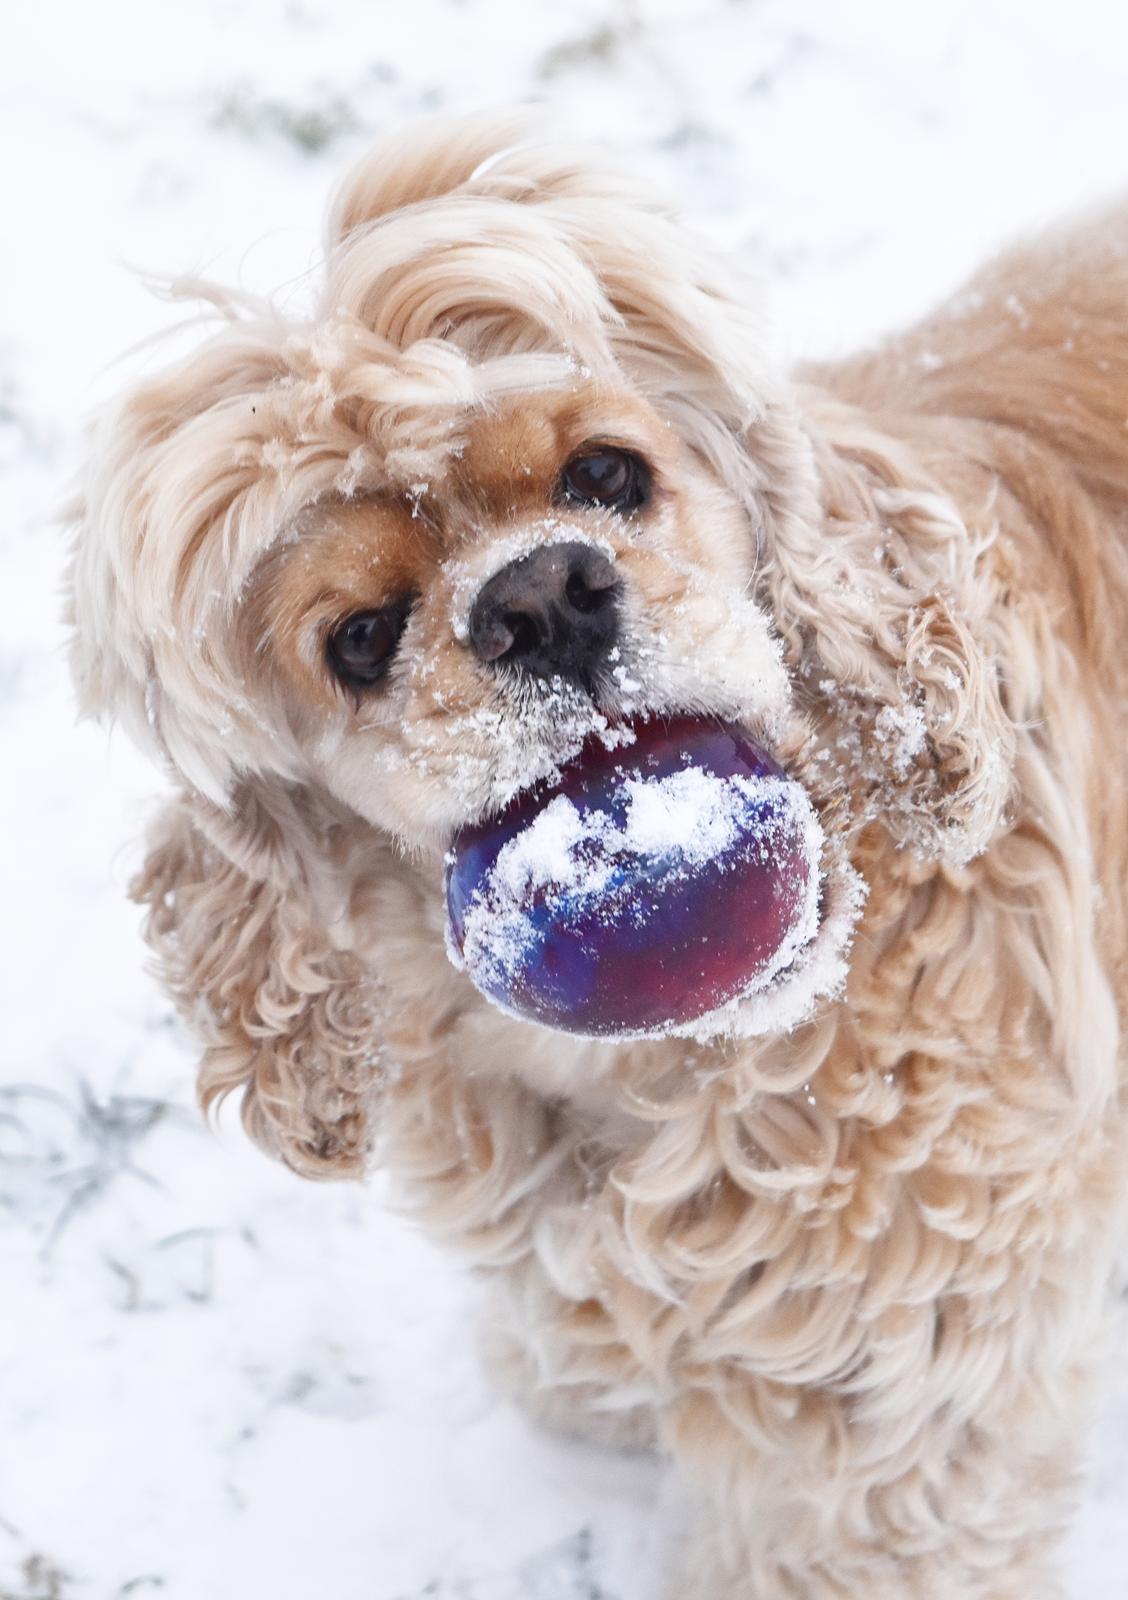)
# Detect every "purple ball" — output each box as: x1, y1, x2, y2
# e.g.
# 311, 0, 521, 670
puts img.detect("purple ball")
445, 717, 821, 1038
